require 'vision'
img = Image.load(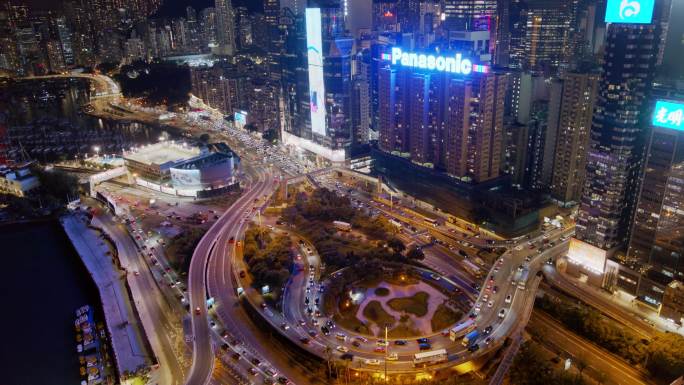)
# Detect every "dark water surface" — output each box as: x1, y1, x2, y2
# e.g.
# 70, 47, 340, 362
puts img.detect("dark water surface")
0, 221, 101, 385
